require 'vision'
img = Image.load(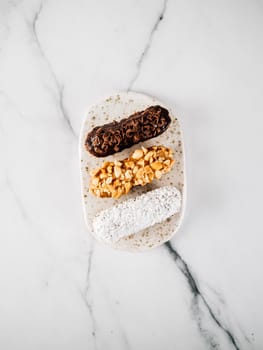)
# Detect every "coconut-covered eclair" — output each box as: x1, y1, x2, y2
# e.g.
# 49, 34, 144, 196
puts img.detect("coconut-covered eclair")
93, 186, 181, 243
